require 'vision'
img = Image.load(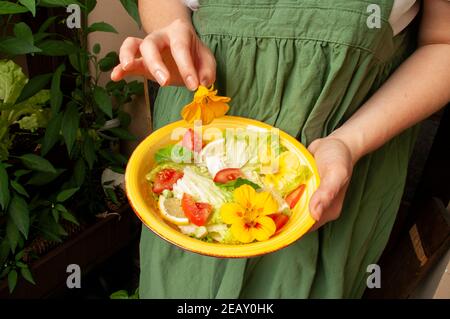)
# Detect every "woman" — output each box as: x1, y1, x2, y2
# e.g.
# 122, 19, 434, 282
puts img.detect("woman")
112, 0, 450, 298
